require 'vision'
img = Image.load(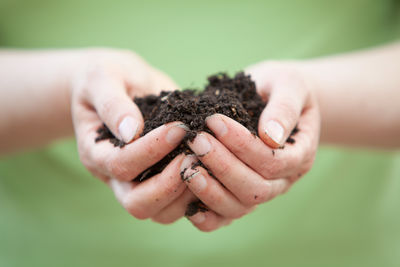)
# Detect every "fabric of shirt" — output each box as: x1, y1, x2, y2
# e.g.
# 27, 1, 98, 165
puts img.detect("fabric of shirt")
0, 0, 400, 266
